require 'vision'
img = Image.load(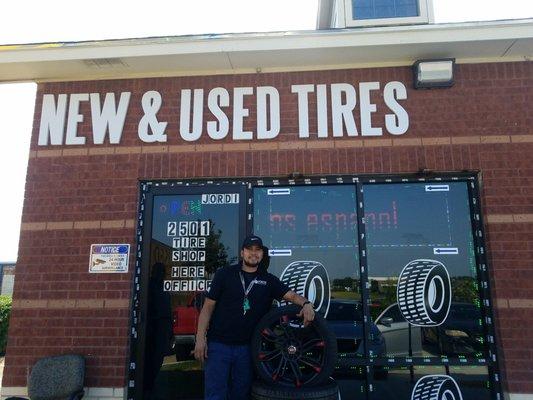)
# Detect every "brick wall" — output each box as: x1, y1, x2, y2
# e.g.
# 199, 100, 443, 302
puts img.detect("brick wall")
5, 62, 533, 394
